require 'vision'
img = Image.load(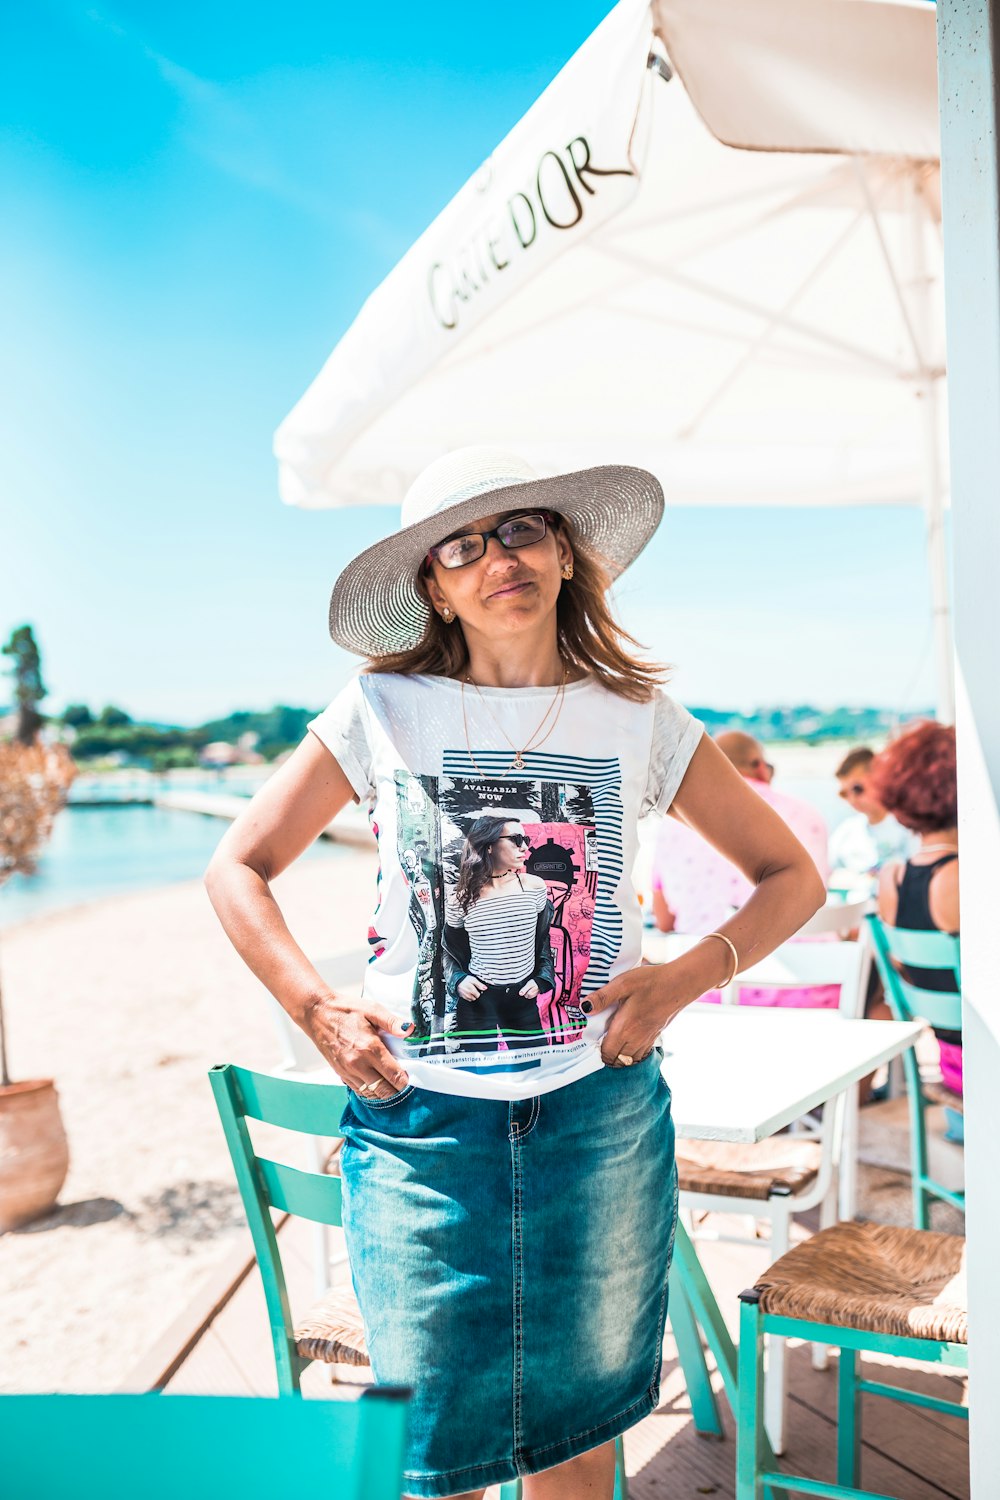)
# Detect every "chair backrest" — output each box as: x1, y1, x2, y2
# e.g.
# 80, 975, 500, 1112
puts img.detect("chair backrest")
263, 992, 328, 1073
731, 936, 870, 1018
0, 1390, 408, 1500
864, 914, 963, 1033
646, 931, 869, 1018
797, 895, 871, 937
210, 1064, 350, 1389
263, 949, 369, 1074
